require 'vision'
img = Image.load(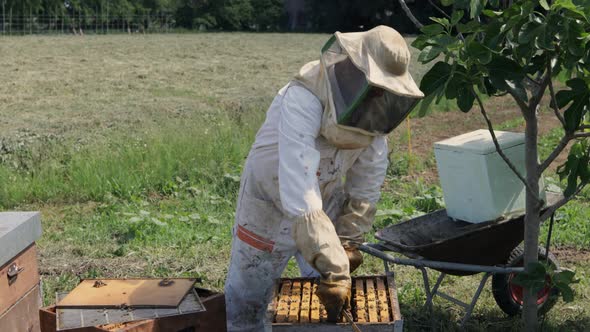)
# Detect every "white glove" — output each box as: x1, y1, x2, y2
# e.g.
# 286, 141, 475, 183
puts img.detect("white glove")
334, 197, 376, 247
292, 209, 350, 282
